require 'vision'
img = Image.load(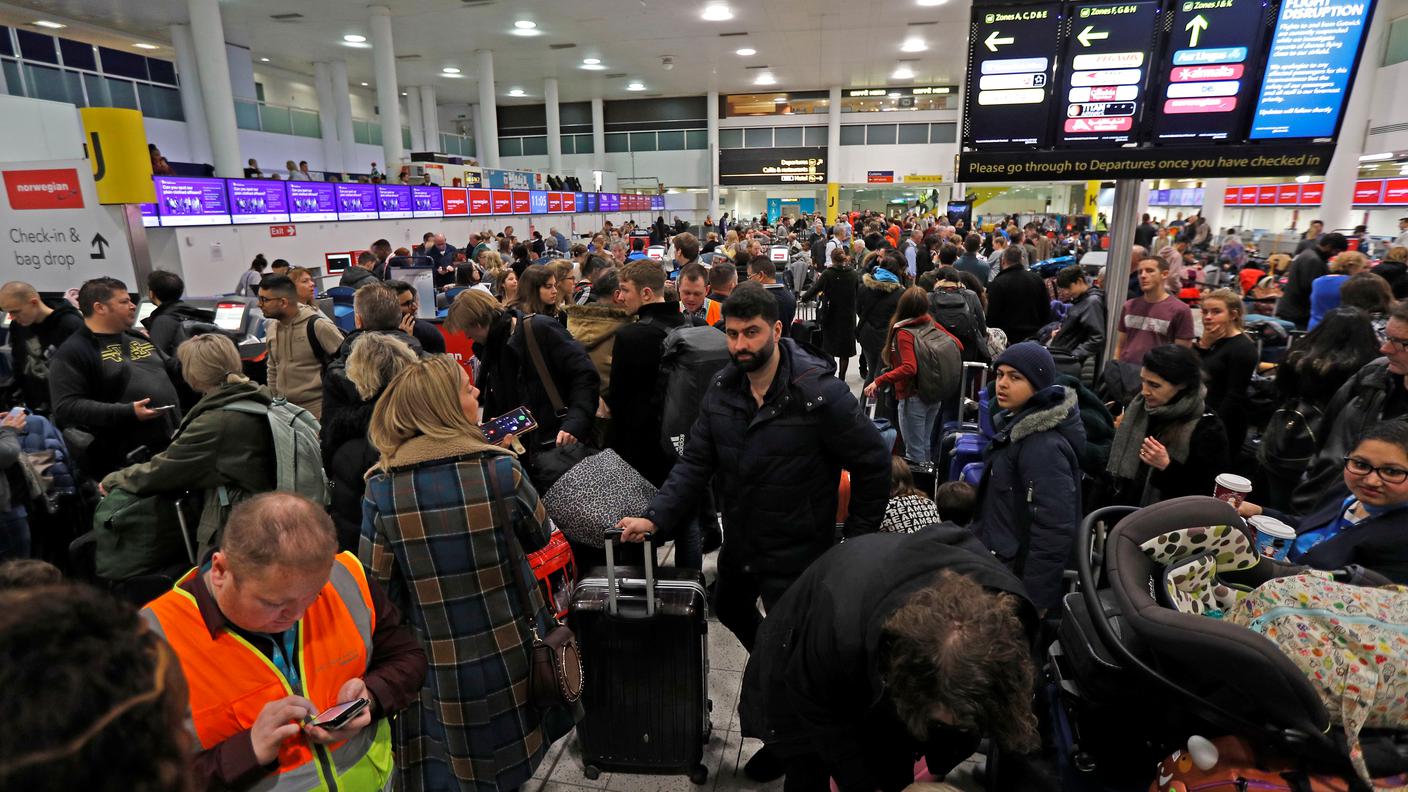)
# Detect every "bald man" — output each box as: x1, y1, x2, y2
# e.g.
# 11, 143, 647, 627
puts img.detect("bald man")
0, 281, 84, 413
